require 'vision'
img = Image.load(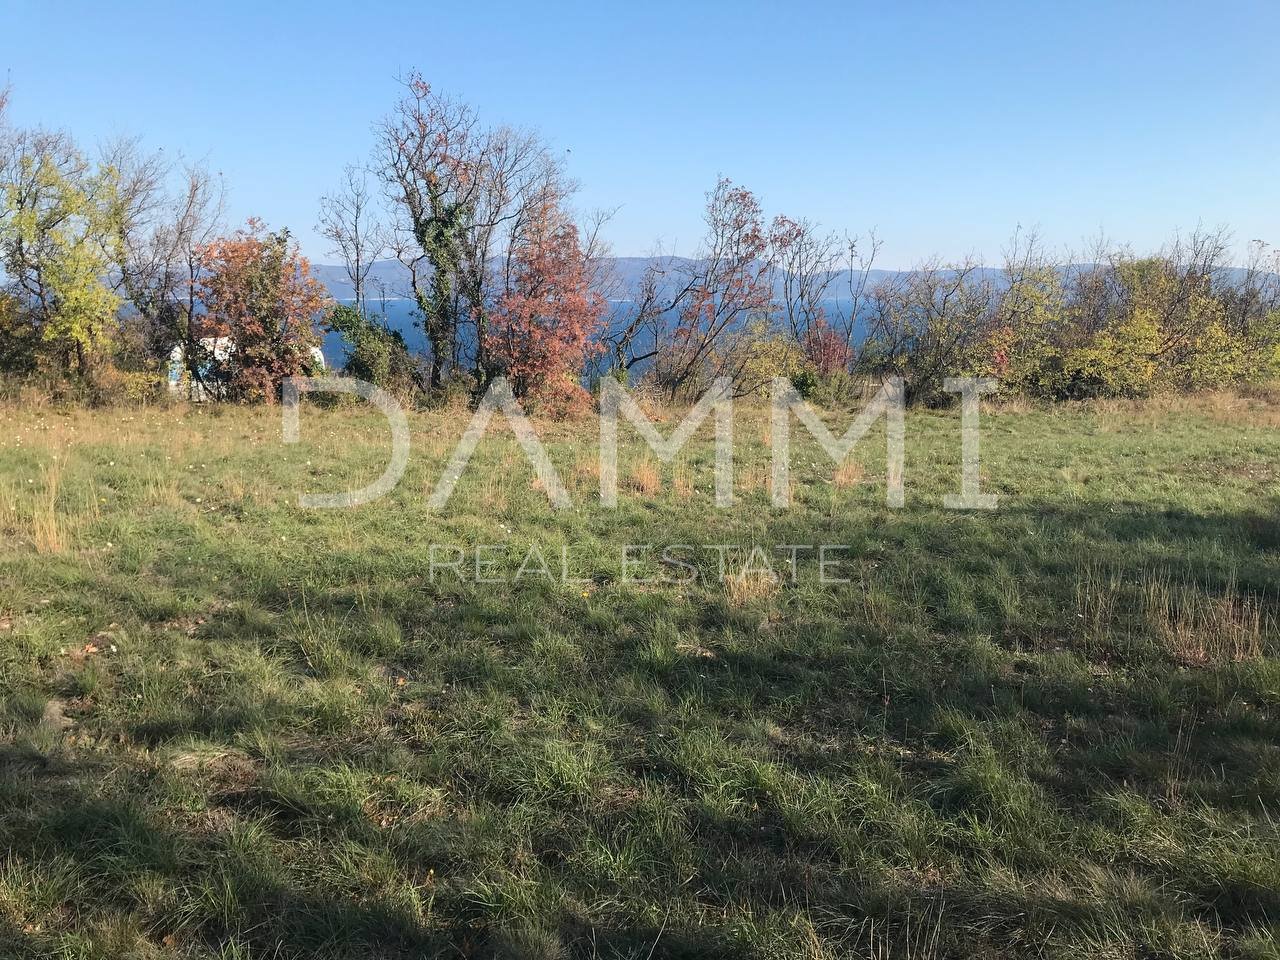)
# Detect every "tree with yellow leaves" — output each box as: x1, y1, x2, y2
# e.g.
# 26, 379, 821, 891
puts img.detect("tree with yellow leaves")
0, 106, 121, 374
